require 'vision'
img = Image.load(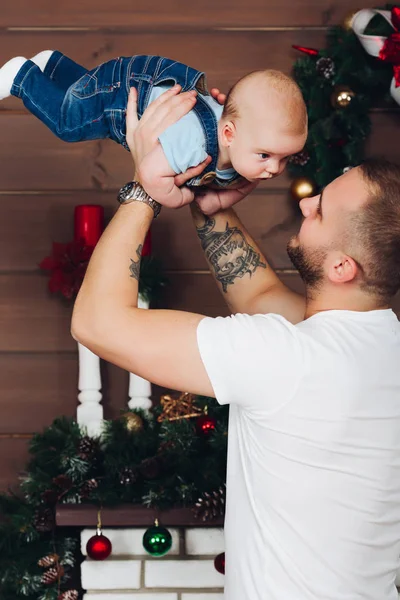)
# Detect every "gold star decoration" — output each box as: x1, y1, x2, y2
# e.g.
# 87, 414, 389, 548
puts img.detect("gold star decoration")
157, 392, 203, 422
